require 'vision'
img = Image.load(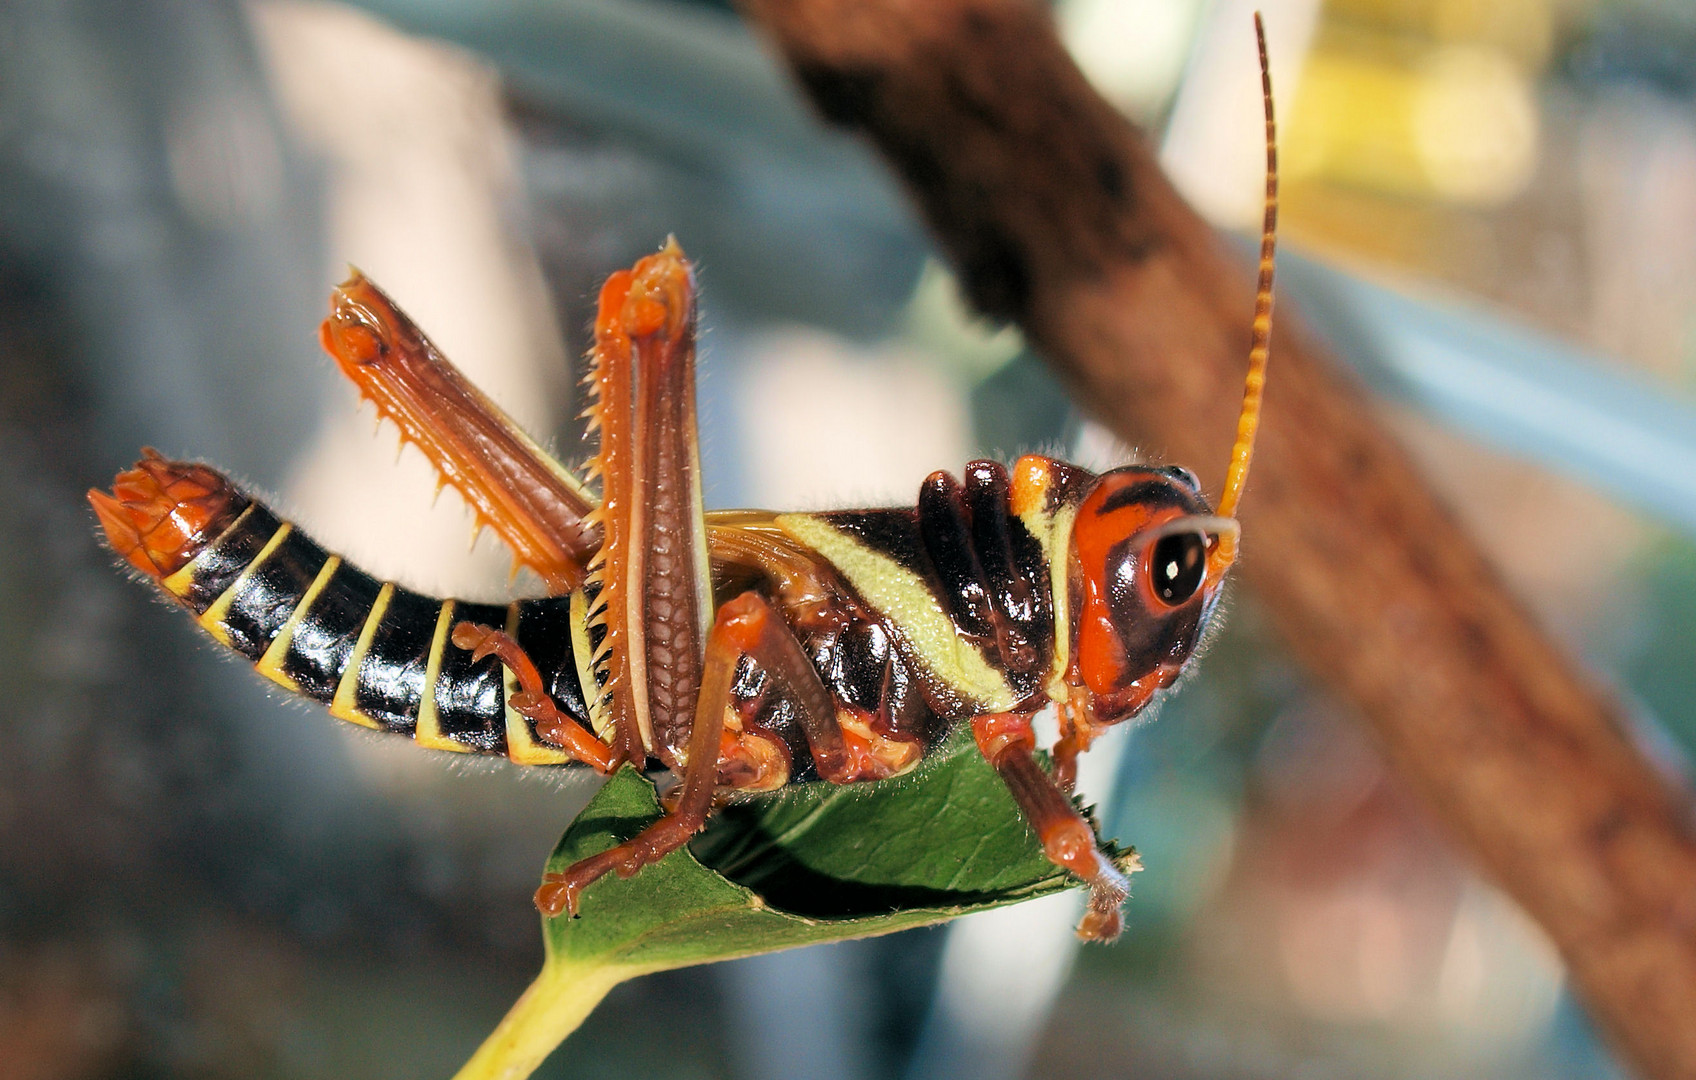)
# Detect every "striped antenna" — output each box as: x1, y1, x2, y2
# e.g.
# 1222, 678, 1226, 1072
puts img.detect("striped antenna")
1211, 11, 1278, 572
